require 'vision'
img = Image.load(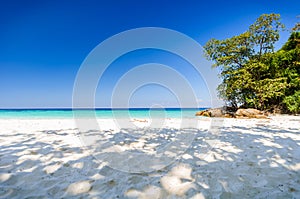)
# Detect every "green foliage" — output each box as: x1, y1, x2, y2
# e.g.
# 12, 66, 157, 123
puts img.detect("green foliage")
249, 14, 284, 59
284, 91, 300, 114
292, 21, 300, 32
204, 13, 300, 113
204, 32, 252, 69
282, 32, 300, 50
